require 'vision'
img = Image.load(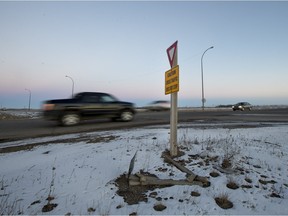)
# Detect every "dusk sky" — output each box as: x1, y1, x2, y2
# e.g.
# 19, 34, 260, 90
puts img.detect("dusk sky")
1, 1, 288, 109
